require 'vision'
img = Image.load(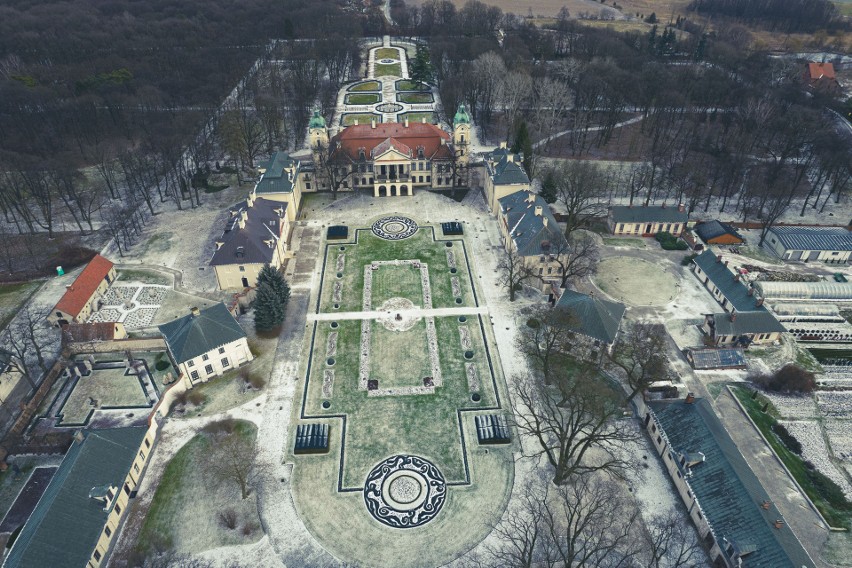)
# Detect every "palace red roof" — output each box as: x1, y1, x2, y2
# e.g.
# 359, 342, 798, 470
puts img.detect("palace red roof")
330, 122, 452, 161
55, 254, 114, 317
807, 62, 836, 80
